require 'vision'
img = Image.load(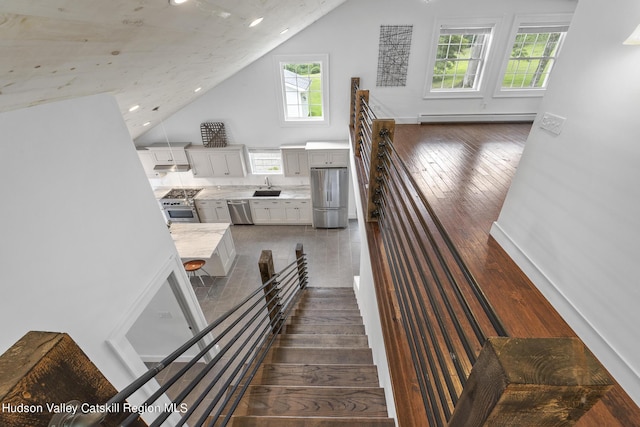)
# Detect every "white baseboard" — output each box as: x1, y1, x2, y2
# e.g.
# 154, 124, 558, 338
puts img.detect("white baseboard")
490, 221, 640, 406
419, 113, 536, 123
